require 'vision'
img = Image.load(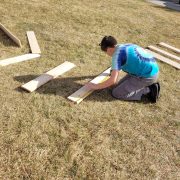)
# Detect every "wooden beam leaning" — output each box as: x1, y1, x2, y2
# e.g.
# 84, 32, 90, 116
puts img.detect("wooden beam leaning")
0, 23, 22, 47
68, 68, 111, 104
21, 61, 76, 92
0, 54, 40, 66
27, 31, 41, 54
145, 49, 180, 70
159, 42, 180, 54
148, 45, 180, 61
